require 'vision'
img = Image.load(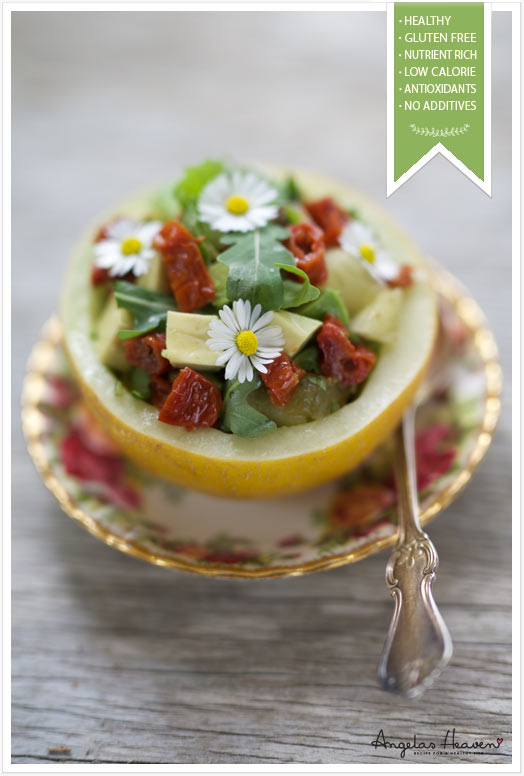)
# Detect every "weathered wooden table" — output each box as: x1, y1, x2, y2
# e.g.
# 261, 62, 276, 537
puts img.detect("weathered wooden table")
11, 11, 512, 765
